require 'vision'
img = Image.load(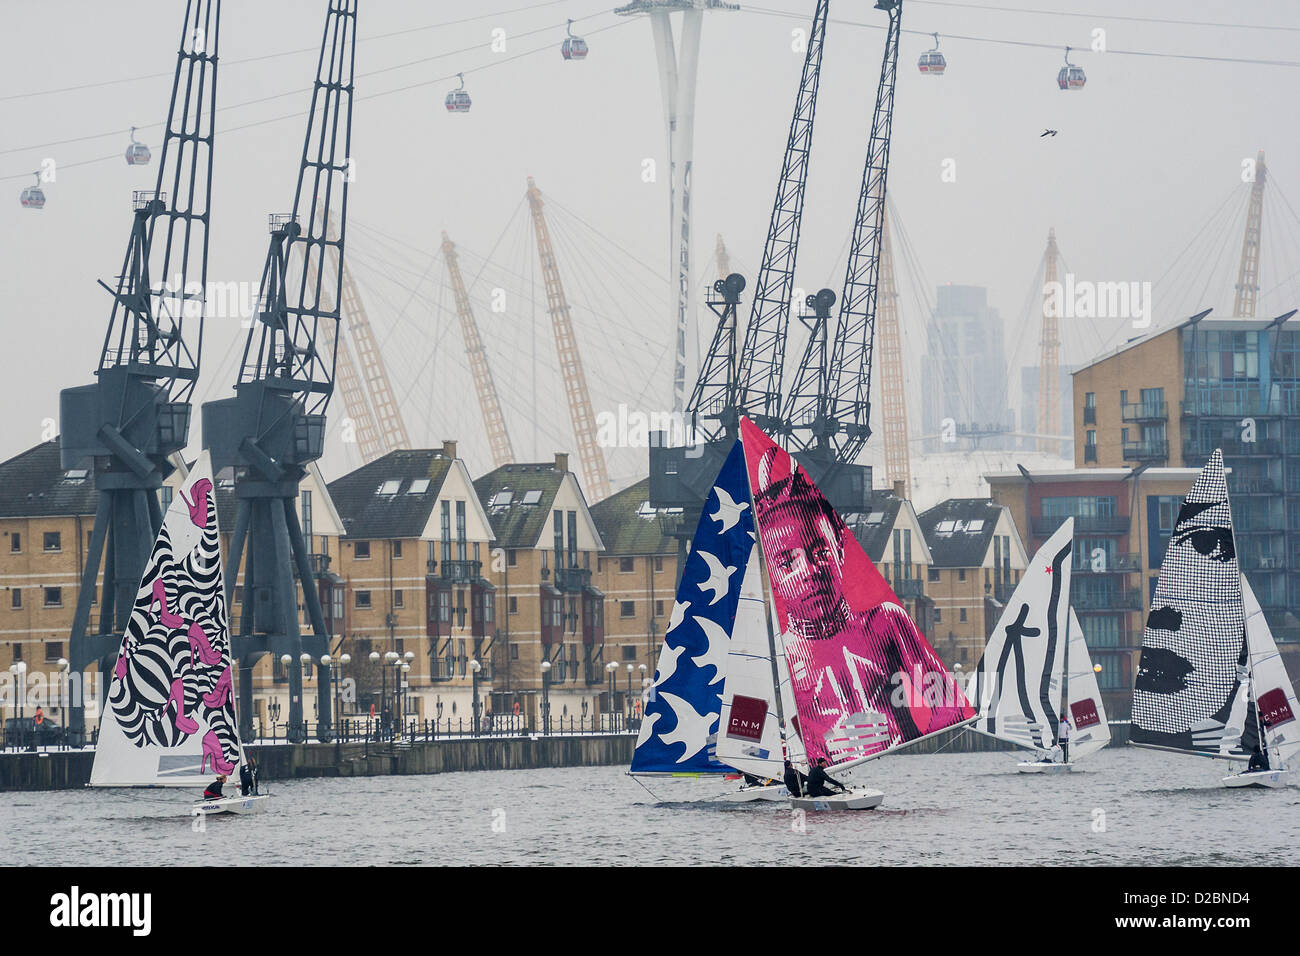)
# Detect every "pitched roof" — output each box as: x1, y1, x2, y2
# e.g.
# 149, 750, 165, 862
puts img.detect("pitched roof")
326, 449, 455, 540
917, 497, 1003, 568
842, 491, 903, 563
588, 478, 674, 556
0, 441, 98, 519
473, 461, 568, 549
